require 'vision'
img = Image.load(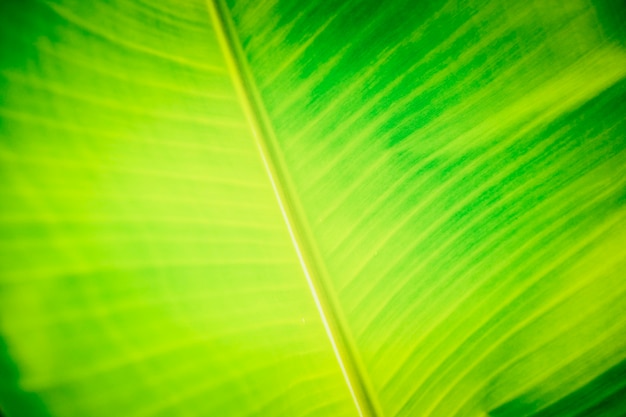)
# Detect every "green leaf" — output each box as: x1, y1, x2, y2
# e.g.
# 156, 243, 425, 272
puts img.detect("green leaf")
224, 0, 626, 415
2, 0, 626, 417
0, 1, 356, 416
